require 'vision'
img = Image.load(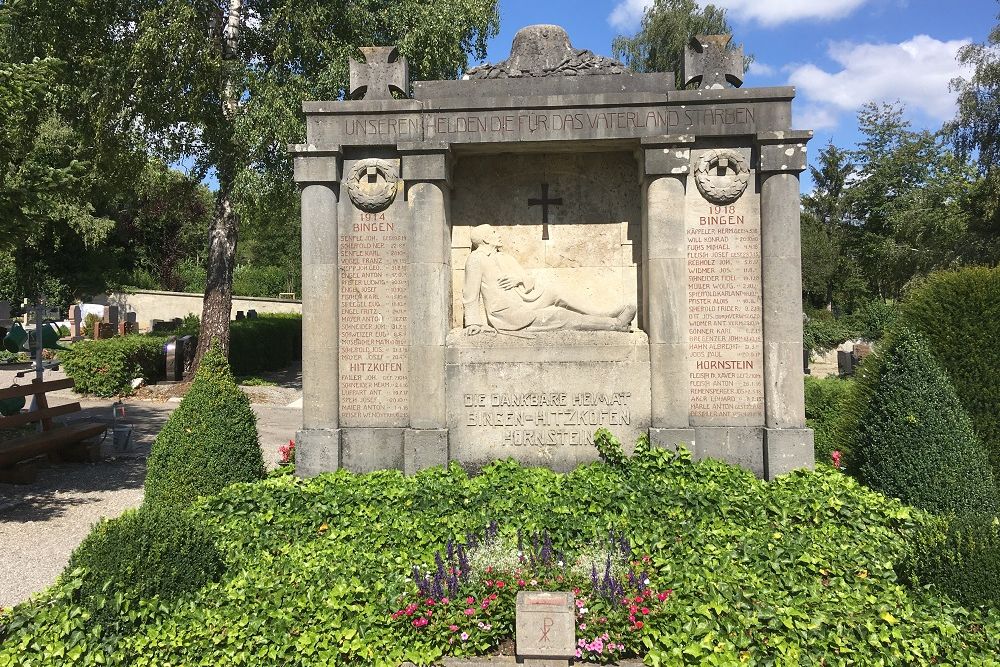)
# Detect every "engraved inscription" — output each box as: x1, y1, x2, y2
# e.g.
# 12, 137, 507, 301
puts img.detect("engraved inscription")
339, 210, 408, 426
462, 391, 633, 447
686, 187, 764, 425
